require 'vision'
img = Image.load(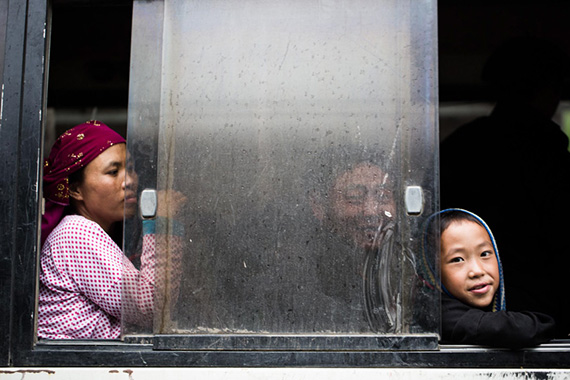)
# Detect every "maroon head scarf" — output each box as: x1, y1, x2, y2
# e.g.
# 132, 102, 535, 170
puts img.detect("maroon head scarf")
41, 120, 126, 247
